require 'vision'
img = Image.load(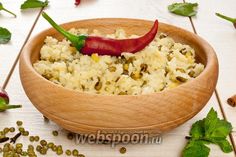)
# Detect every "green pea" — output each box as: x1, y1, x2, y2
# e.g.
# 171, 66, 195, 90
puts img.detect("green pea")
13, 153, 20, 157
52, 145, 57, 151
22, 131, 29, 136
119, 147, 126, 154
9, 127, 15, 133
47, 142, 54, 148
36, 145, 42, 152
72, 149, 79, 156
28, 145, 34, 150
3, 128, 9, 134
40, 140, 47, 146
67, 133, 74, 140
15, 143, 23, 148
21, 151, 28, 156
18, 127, 25, 133
57, 145, 62, 151
29, 136, 34, 142
16, 121, 23, 126
52, 130, 58, 136
56, 149, 63, 155
3, 146, 9, 152
8, 144, 14, 151
66, 149, 71, 156
16, 148, 22, 154
34, 136, 40, 142
40, 147, 47, 155
78, 154, 85, 157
